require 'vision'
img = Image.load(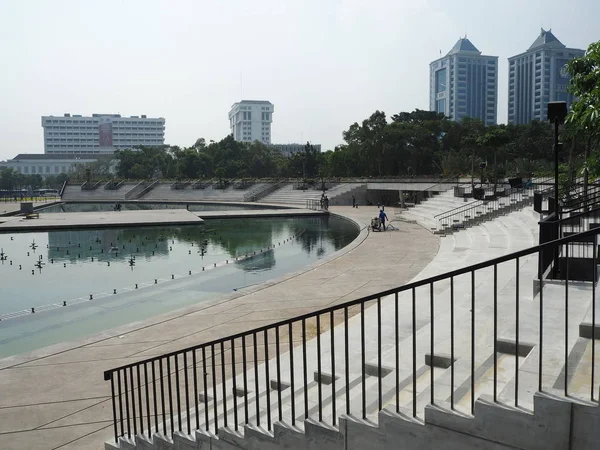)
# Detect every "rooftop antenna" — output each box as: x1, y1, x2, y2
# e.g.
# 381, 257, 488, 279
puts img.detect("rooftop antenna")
240, 72, 243, 100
